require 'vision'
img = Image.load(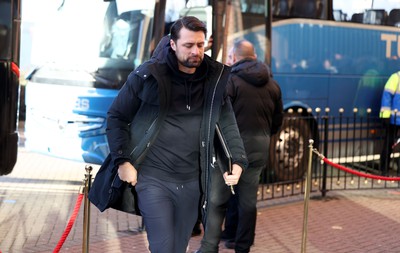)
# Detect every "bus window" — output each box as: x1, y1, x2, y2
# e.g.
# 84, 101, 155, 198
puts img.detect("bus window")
363, 9, 387, 25
387, 9, 400, 27
0, 0, 21, 175
350, 13, 364, 23
273, 0, 326, 19
0, 0, 12, 72
291, 0, 324, 19
334, 0, 399, 27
